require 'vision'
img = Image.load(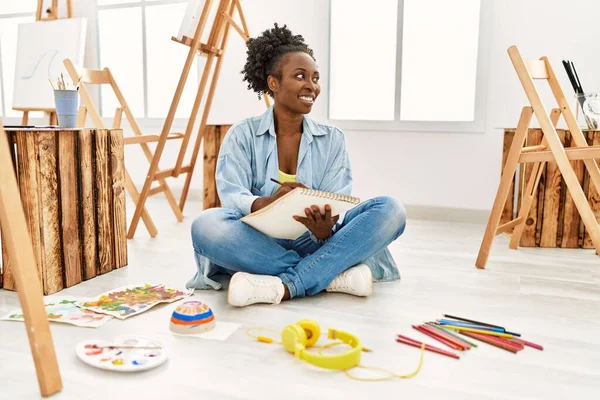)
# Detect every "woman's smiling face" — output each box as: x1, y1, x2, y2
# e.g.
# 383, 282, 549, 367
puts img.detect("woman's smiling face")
269, 51, 320, 114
